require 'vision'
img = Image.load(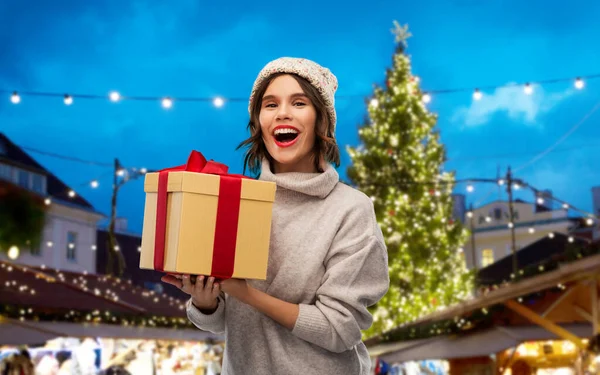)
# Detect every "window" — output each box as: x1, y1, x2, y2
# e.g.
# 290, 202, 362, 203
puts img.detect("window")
66, 232, 77, 261
494, 208, 502, 220
0, 164, 11, 181
18, 169, 29, 189
30, 244, 42, 256
481, 249, 494, 267
31, 173, 45, 194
